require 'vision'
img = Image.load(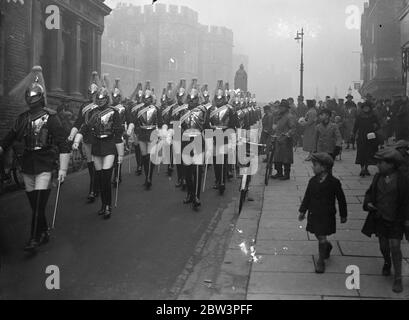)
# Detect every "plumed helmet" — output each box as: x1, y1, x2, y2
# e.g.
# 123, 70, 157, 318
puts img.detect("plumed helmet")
88, 71, 100, 99
201, 84, 209, 98
177, 79, 186, 97
112, 78, 122, 105
144, 80, 152, 98
215, 80, 224, 99
24, 66, 47, 107
189, 78, 199, 98
96, 74, 111, 108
